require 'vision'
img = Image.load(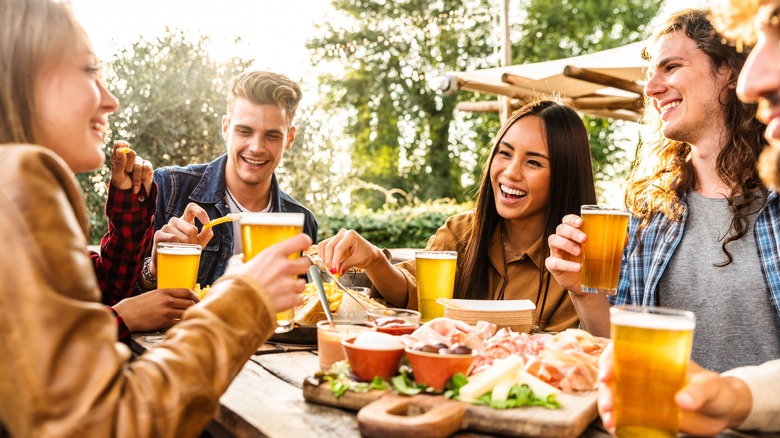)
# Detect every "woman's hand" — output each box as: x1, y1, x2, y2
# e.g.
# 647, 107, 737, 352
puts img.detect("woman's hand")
224, 233, 312, 313
544, 214, 587, 294
317, 229, 384, 274
109, 140, 153, 201
112, 288, 200, 332
149, 203, 214, 276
